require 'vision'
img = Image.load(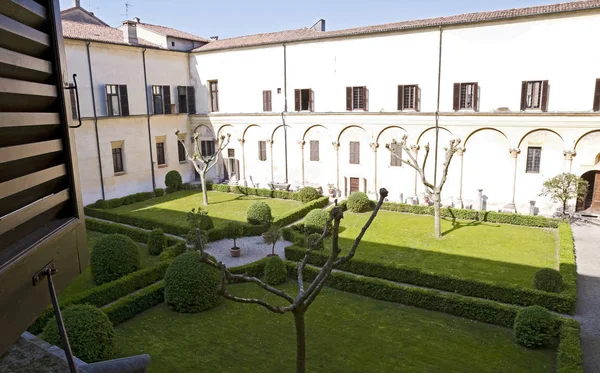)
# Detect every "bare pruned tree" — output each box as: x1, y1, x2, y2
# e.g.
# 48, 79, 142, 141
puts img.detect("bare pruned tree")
195, 188, 388, 373
386, 135, 461, 238
176, 130, 230, 206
